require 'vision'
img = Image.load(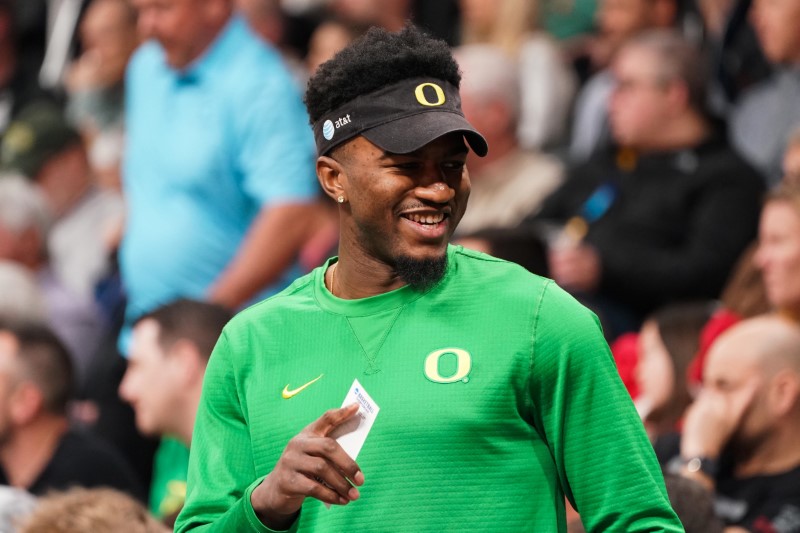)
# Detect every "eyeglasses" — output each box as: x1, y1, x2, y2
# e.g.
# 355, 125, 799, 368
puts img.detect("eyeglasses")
612, 77, 670, 94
